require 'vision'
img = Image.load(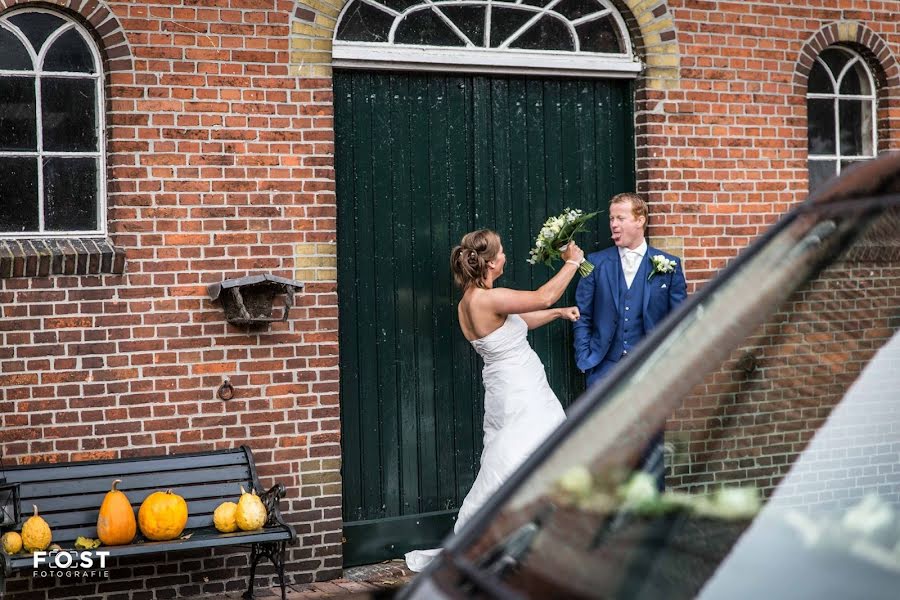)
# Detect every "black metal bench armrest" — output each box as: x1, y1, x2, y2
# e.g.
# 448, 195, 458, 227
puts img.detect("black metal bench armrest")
259, 483, 294, 540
